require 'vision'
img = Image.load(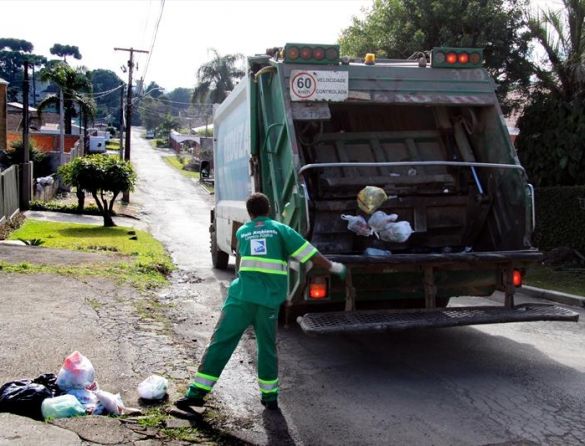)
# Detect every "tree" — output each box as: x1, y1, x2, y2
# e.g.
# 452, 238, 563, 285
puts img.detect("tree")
192, 49, 245, 104
89, 69, 124, 122
157, 113, 180, 144
516, 0, 585, 186
0, 38, 46, 101
527, 0, 585, 101
50, 43, 82, 62
338, 0, 533, 111
59, 155, 136, 227
164, 87, 193, 115
140, 96, 168, 130
38, 61, 95, 134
